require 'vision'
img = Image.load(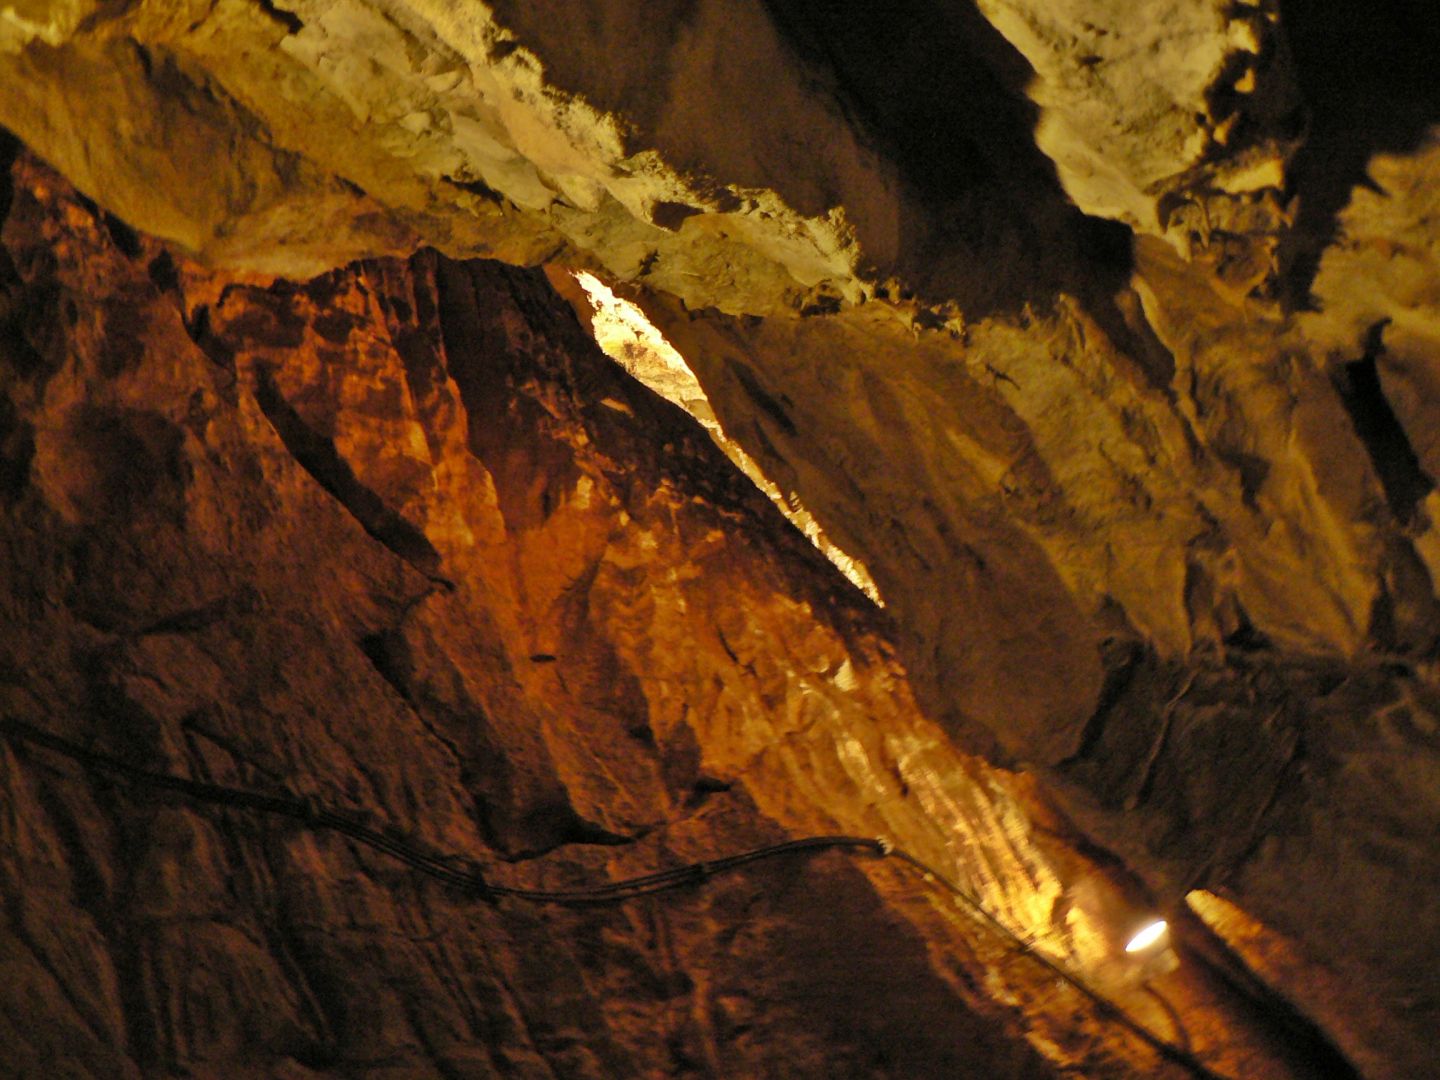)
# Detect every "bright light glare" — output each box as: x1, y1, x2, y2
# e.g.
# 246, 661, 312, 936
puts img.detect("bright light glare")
571, 271, 883, 605
1125, 919, 1168, 953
